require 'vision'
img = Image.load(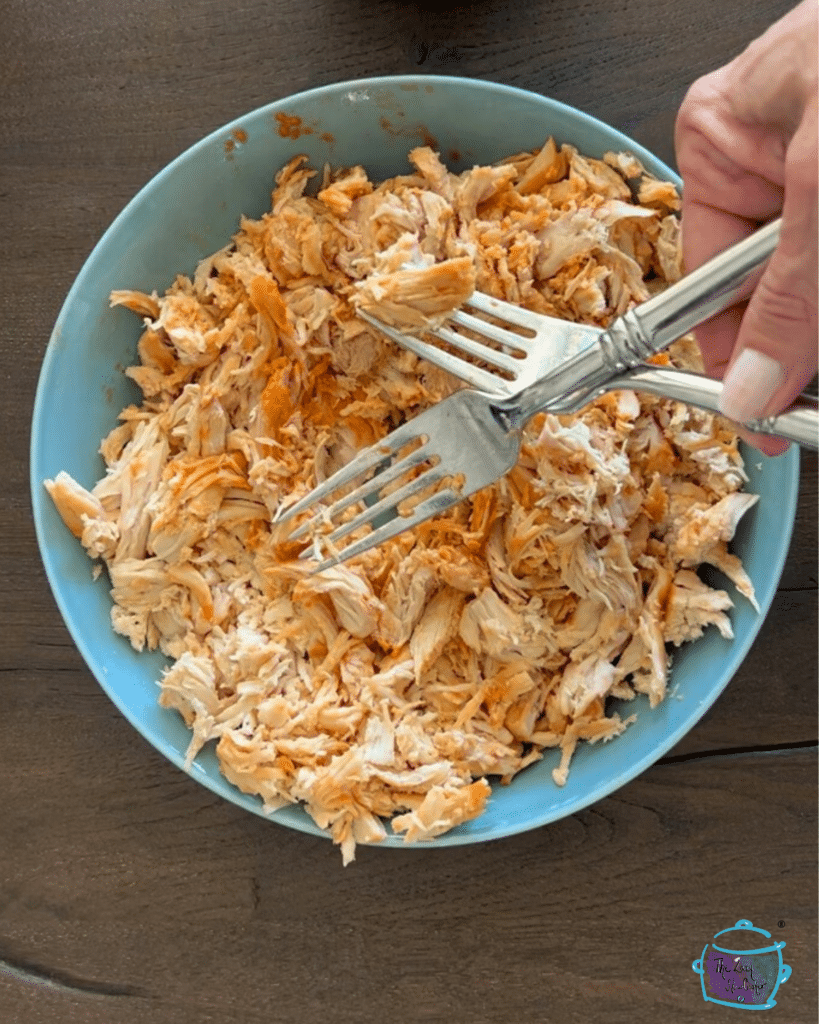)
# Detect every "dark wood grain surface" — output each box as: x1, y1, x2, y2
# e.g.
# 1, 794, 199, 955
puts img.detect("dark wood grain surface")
1, 2, 816, 1021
